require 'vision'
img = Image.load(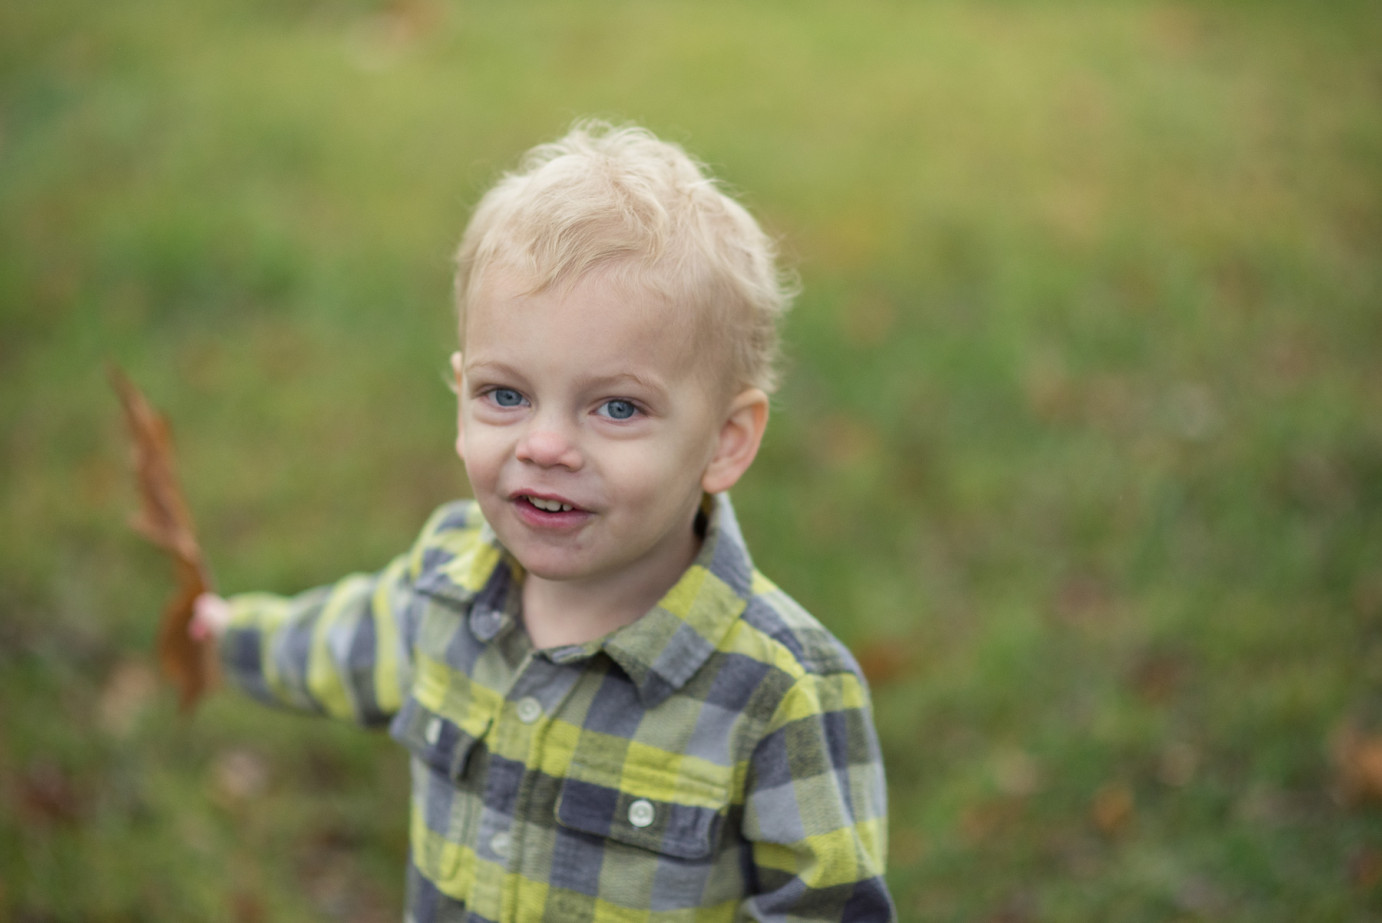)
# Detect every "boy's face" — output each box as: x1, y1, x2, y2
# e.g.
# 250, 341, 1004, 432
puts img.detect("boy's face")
453, 267, 766, 600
